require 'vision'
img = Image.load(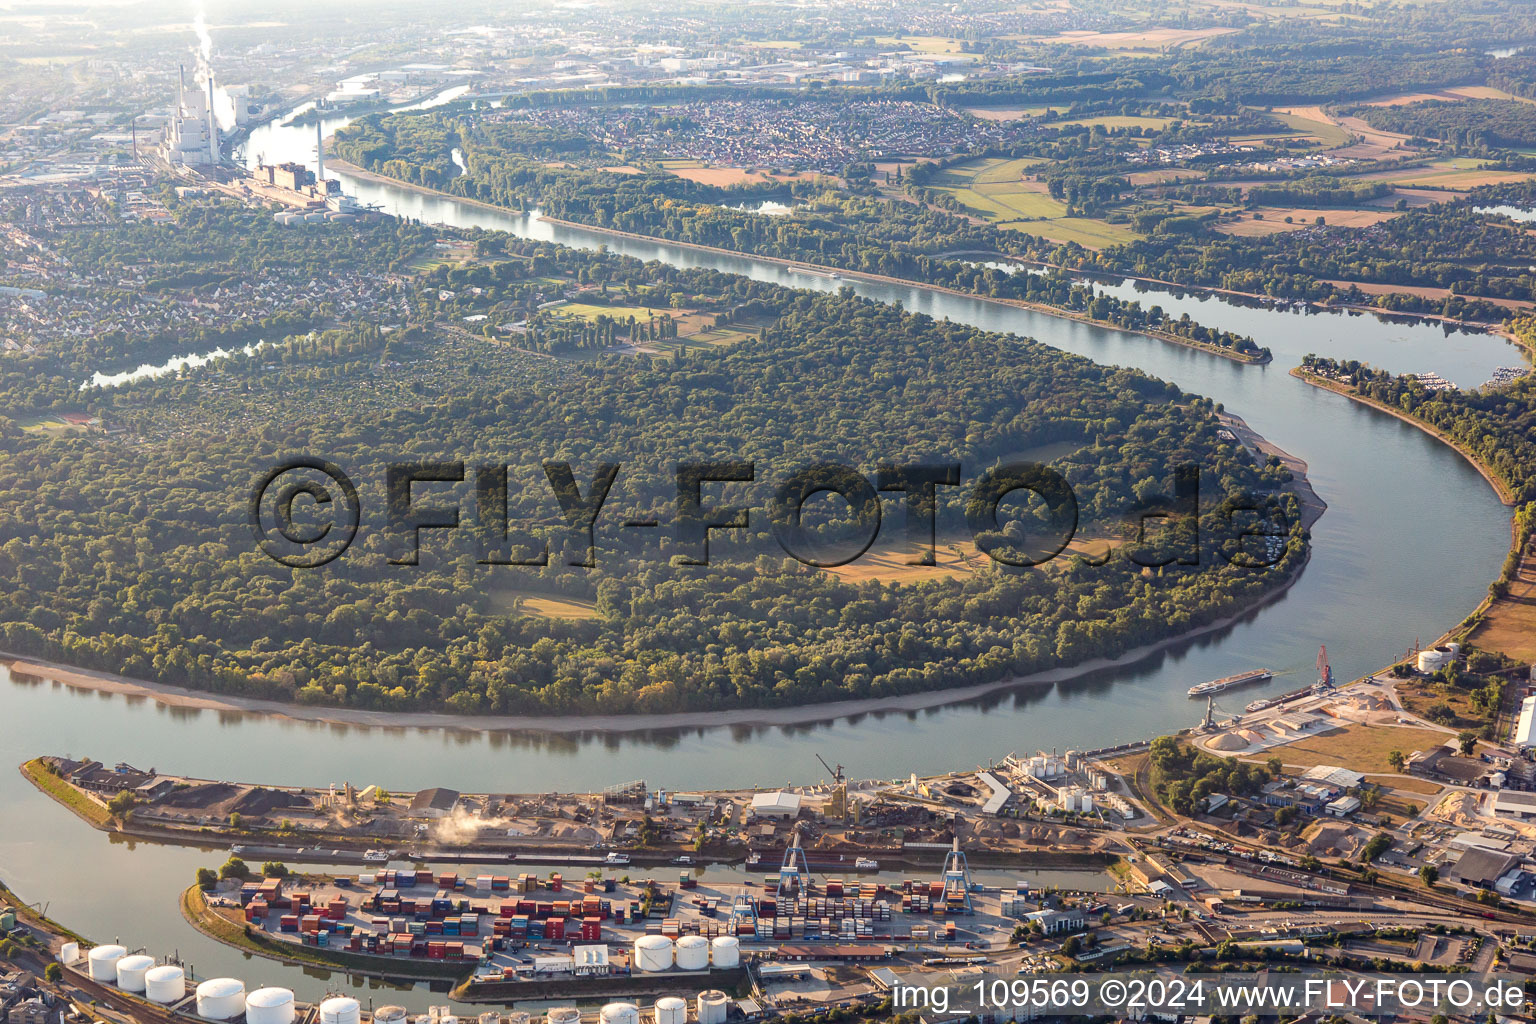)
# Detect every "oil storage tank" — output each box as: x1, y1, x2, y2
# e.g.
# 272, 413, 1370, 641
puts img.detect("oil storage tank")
653, 997, 687, 1024
87, 945, 126, 982
599, 1004, 639, 1024
195, 978, 247, 1020
632, 935, 673, 972
546, 1009, 580, 1024
710, 935, 740, 968
374, 1007, 408, 1024
144, 965, 186, 1004
696, 991, 729, 1024
115, 954, 154, 992
319, 996, 362, 1024
246, 988, 297, 1024
675, 935, 709, 971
